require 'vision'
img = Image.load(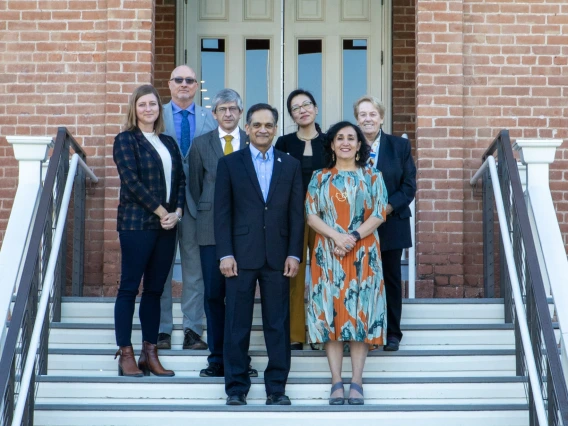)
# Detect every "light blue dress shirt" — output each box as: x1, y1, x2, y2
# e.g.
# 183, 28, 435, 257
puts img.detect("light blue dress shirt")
171, 101, 196, 147
249, 144, 274, 202
221, 144, 299, 263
